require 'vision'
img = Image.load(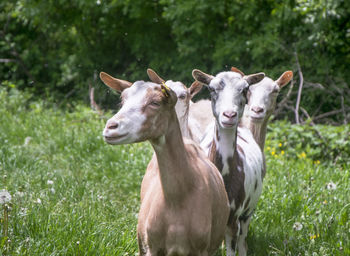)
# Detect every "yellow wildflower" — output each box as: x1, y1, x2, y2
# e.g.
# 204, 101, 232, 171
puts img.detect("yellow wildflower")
271, 151, 275, 156
278, 143, 282, 147
310, 234, 320, 240
298, 152, 306, 159
267, 146, 271, 151
281, 150, 285, 155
